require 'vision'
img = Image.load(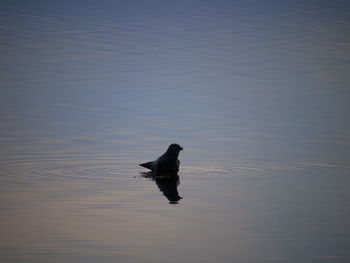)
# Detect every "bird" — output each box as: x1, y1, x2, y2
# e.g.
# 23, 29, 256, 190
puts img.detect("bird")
139, 144, 183, 173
